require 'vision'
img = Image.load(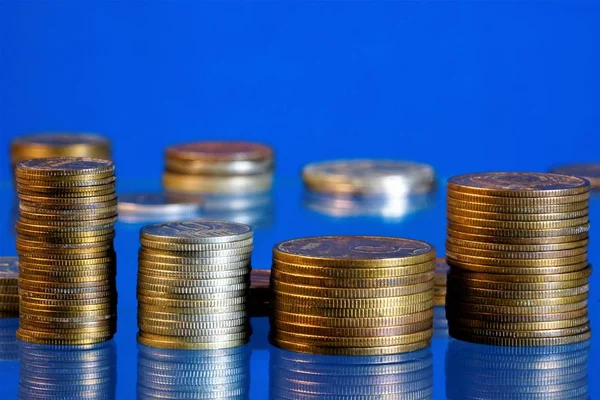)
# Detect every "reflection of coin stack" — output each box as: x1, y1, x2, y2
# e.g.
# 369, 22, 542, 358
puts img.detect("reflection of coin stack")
137, 344, 250, 400
446, 172, 591, 346
250, 269, 271, 317
19, 341, 117, 400
446, 339, 590, 399
270, 346, 433, 399
434, 258, 449, 337
0, 257, 19, 318
163, 142, 274, 194
137, 220, 252, 349
270, 236, 435, 355
0, 318, 19, 360
15, 158, 118, 345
